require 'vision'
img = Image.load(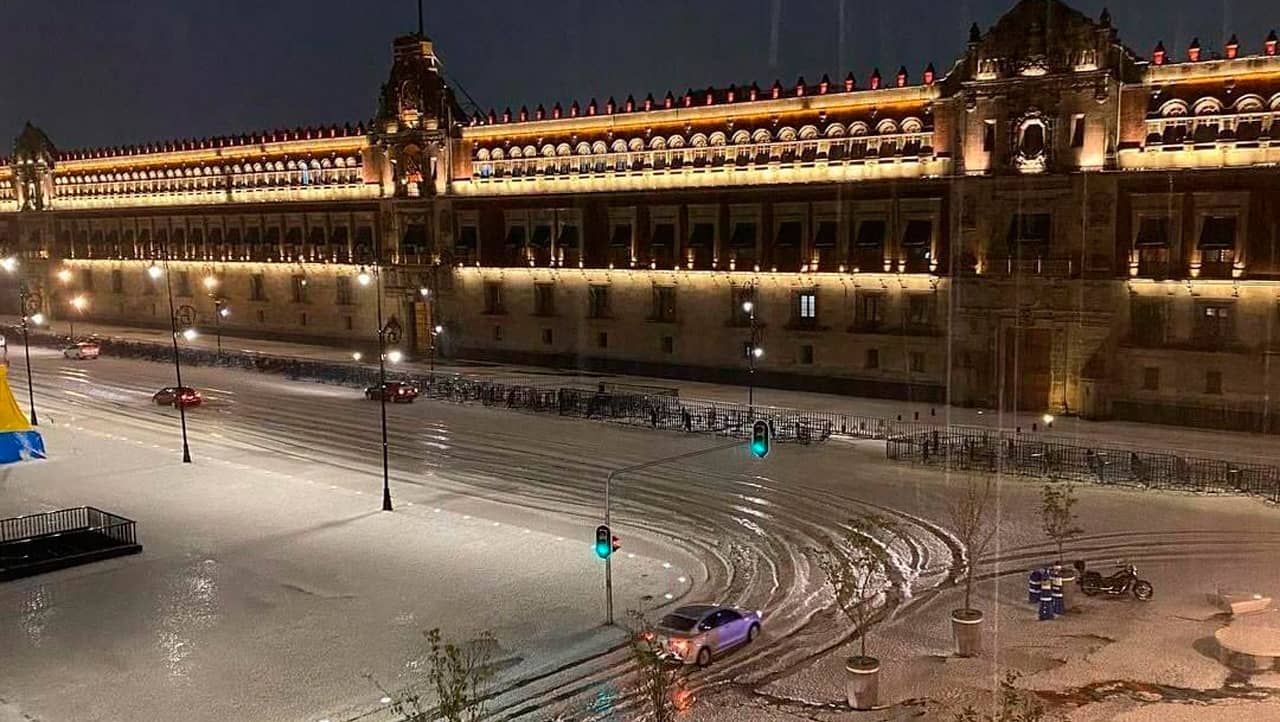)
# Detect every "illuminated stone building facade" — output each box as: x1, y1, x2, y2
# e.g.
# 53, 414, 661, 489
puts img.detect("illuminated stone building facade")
3, 0, 1279, 431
